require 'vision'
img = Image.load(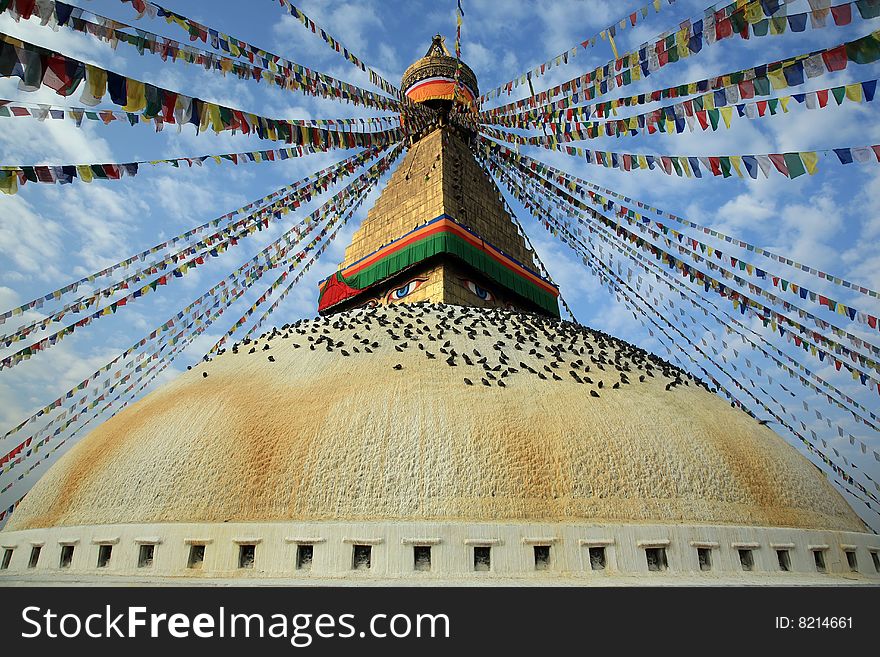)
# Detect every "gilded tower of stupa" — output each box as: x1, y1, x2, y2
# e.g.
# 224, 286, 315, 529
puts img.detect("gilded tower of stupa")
318, 36, 559, 318
0, 38, 876, 585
